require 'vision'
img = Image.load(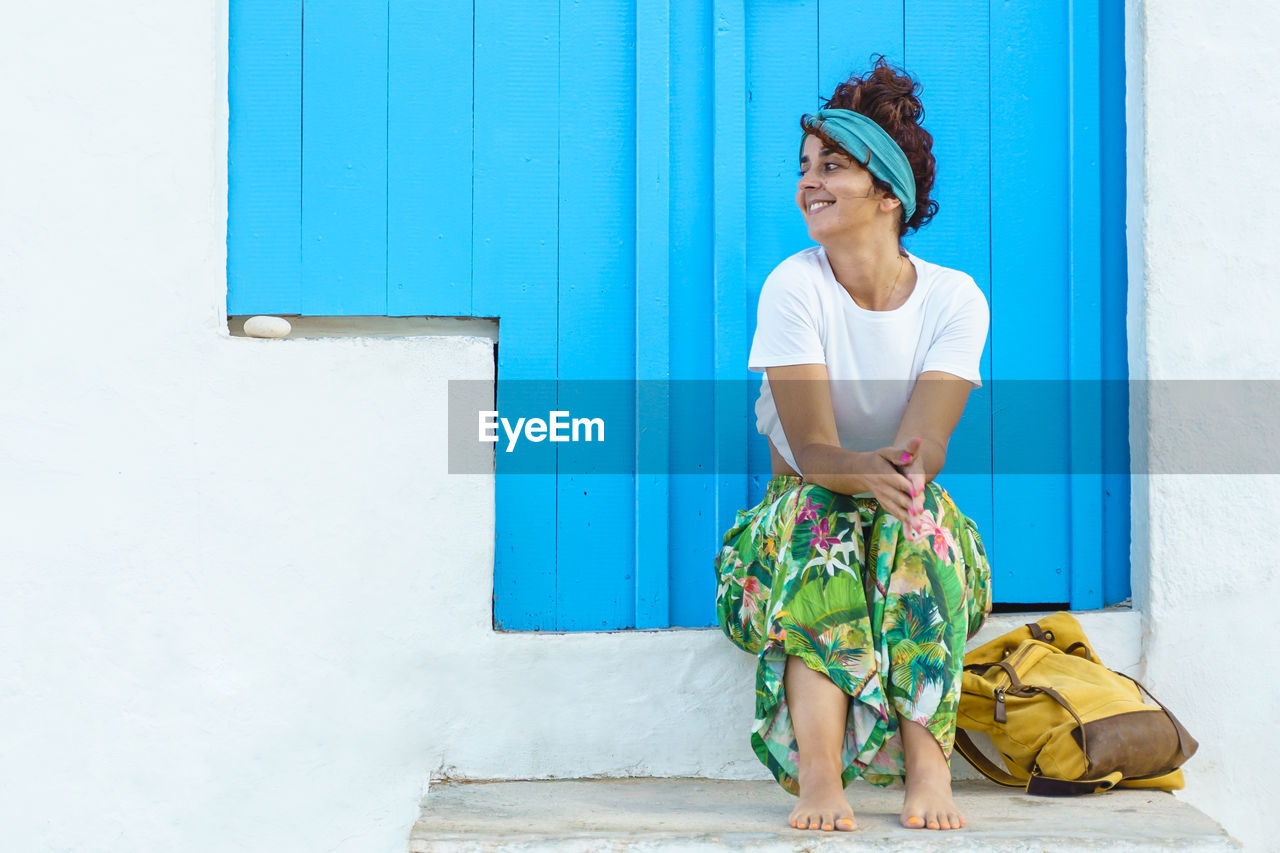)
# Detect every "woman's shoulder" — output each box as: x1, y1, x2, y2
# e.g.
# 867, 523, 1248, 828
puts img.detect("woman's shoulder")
911, 252, 987, 309
758, 246, 827, 303
767, 245, 826, 280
